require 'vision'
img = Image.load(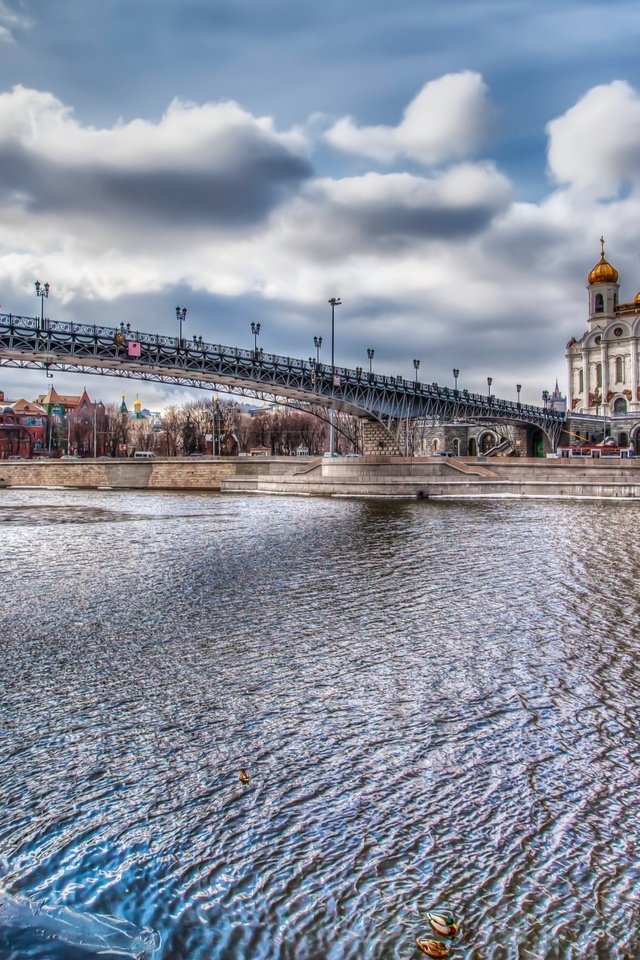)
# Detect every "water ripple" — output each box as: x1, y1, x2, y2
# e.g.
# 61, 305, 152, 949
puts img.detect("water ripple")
2, 490, 640, 957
